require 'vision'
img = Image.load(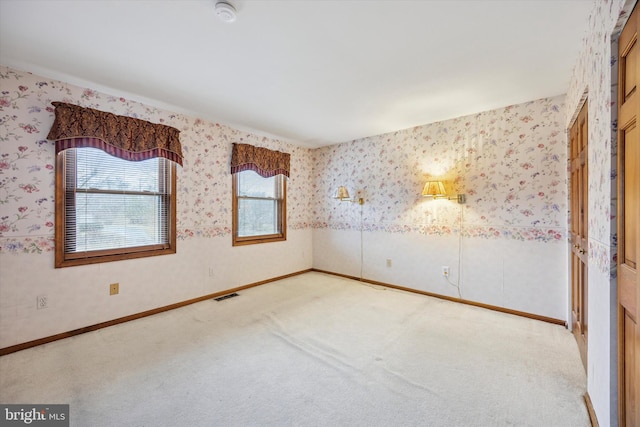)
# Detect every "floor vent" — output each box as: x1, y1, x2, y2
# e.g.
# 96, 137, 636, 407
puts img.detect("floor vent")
214, 293, 239, 302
